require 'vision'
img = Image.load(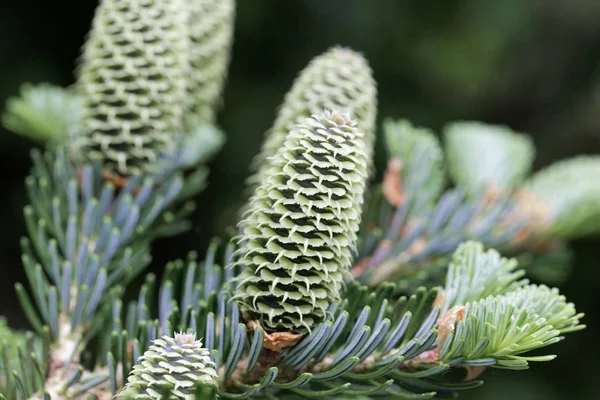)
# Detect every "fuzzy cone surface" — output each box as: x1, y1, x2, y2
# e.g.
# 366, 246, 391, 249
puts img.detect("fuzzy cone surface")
235, 110, 369, 332
120, 333, 217, 399
186, 0, 235, 125
76, 0, 189, 175
247, 47, 377, 191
